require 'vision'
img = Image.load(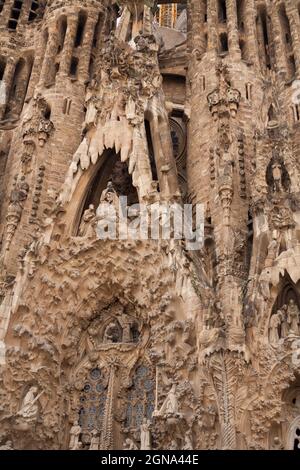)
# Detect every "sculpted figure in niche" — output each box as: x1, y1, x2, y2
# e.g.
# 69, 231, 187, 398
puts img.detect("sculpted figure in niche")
17, 386, 41, 422
158, 384, 179, 416
103, 321, 121, 344
0, 440, 13, 450
124, 438, 138, 450
265, 232, 279, 268
280, 305, 289, 338
271, 162, 283, 192
140, 418, 151, 450
287, 299, 299, 335
89, 430, 100, 450
269, 310, 282, 345
78, 205, 95, 237
182, 430, 193, 450
271, 436, 284, 450
69, 420, 81, 450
